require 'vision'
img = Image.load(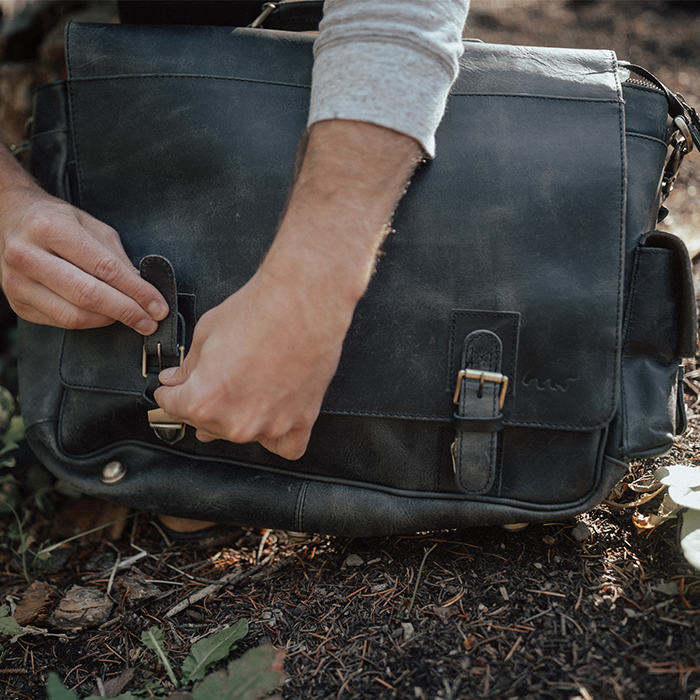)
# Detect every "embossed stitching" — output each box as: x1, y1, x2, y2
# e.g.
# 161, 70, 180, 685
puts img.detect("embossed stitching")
295, 481, 309, 533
